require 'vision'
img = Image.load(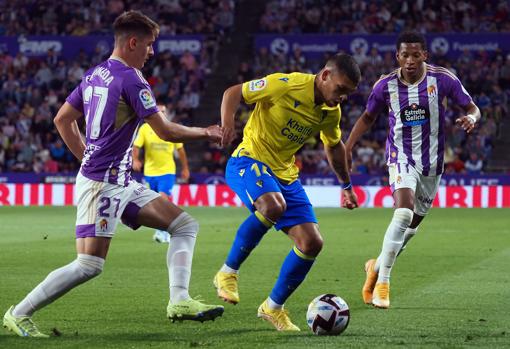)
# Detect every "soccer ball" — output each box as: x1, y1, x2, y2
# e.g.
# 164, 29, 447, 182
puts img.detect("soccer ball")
306, 294, 350, 335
